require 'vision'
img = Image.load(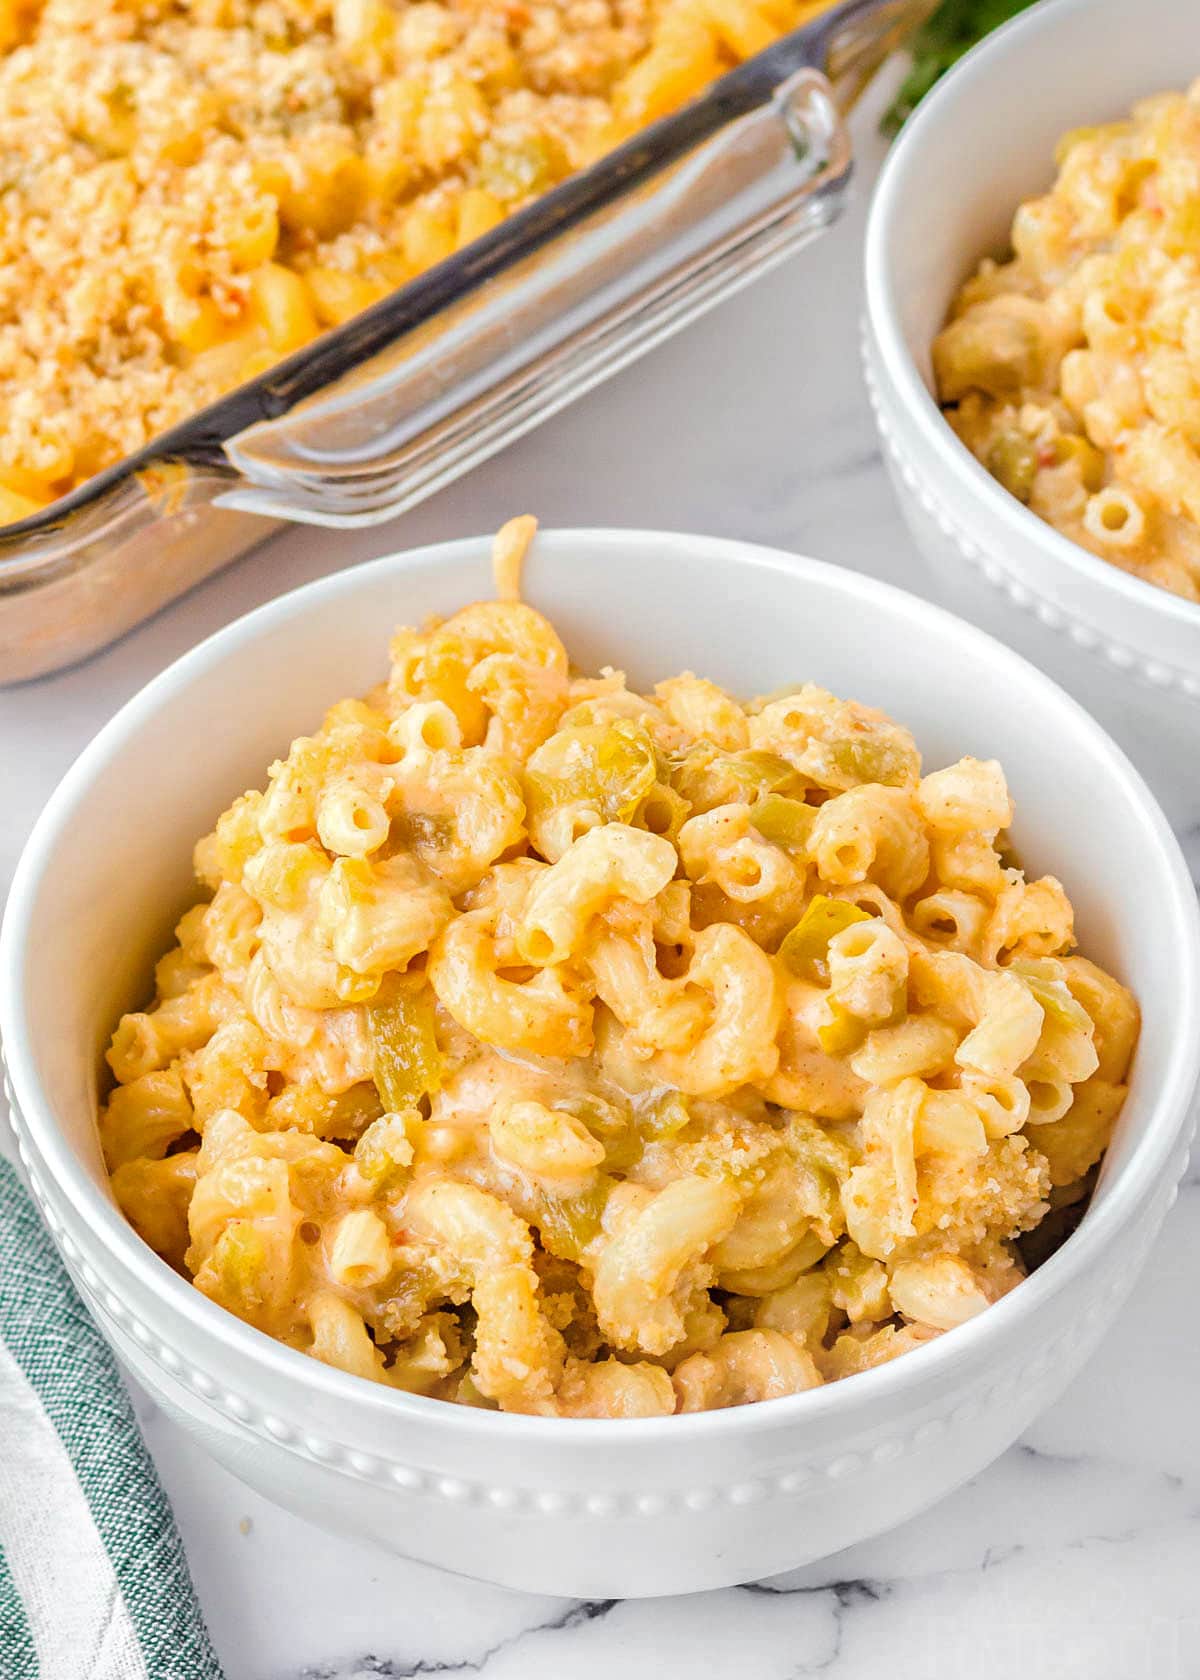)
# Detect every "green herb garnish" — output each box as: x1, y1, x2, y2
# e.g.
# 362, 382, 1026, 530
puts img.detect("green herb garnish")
882, 0, 1040, 137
